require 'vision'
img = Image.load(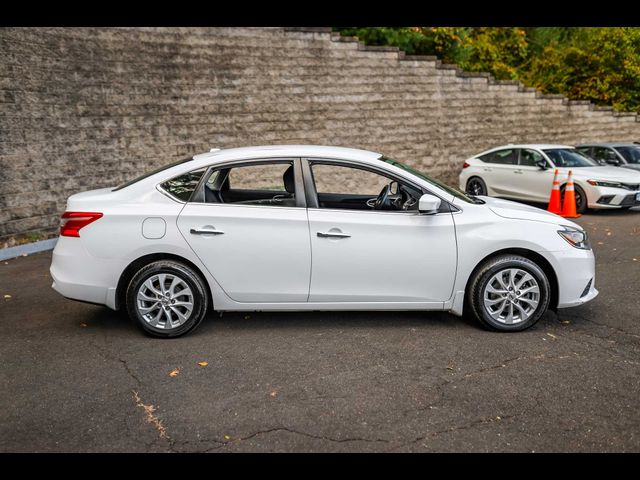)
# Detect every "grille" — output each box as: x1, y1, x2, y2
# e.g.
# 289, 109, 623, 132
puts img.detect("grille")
620, 194, 640, 207
622, 183, 640, 191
